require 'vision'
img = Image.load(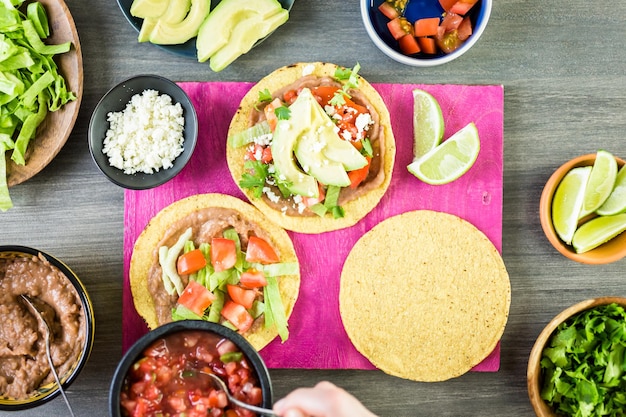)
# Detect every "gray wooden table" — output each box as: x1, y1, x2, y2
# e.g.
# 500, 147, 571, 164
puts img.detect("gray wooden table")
2, 0, 625, 416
